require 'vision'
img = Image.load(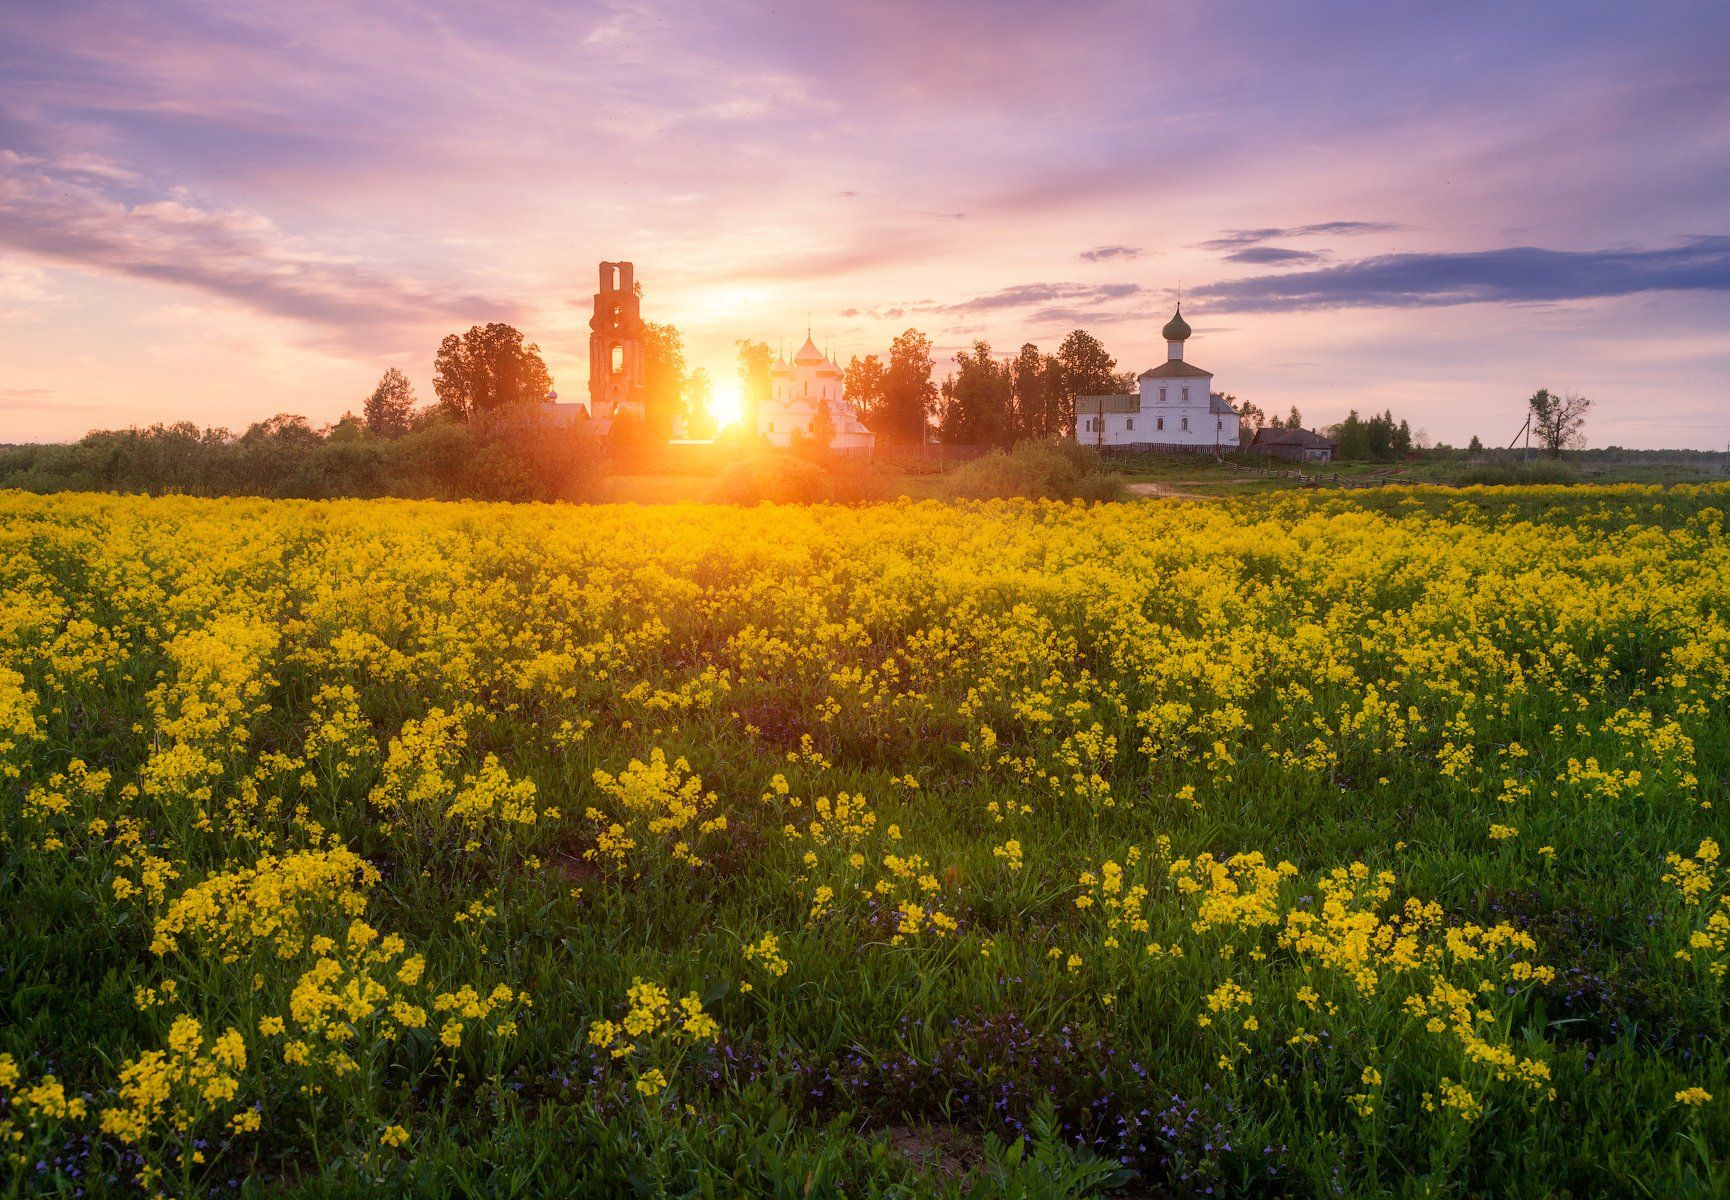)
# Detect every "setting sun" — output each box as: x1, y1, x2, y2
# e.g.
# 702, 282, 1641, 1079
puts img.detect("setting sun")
708, 376, 744, 429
